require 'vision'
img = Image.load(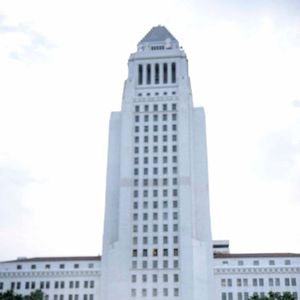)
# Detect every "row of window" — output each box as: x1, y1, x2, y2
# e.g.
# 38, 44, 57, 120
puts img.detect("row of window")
222, 259, 292, 266
132, 235, 179, 245
131, 273, 179, 283
135, 113, 177, 122
221, 277, 297, 287
134, 124, 177, 133
133, 178, 178, 187
133, 224, 179, 233
133, 189, 178, 197
132, 200, 178, 209
132, 259, 179, 269
136, 91, 176, 97
15, 263, 95, 271
137, 63, 176, 85
132, 248, 179, 257
133, 212, 178, 221
131, 287, 179, 297
0, 281, 95, 290
53, 294, 94, 300
134, 135, 177, 144
133, 167, 178, 176
135, 103, 176, 113
221, 292, 298, 300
